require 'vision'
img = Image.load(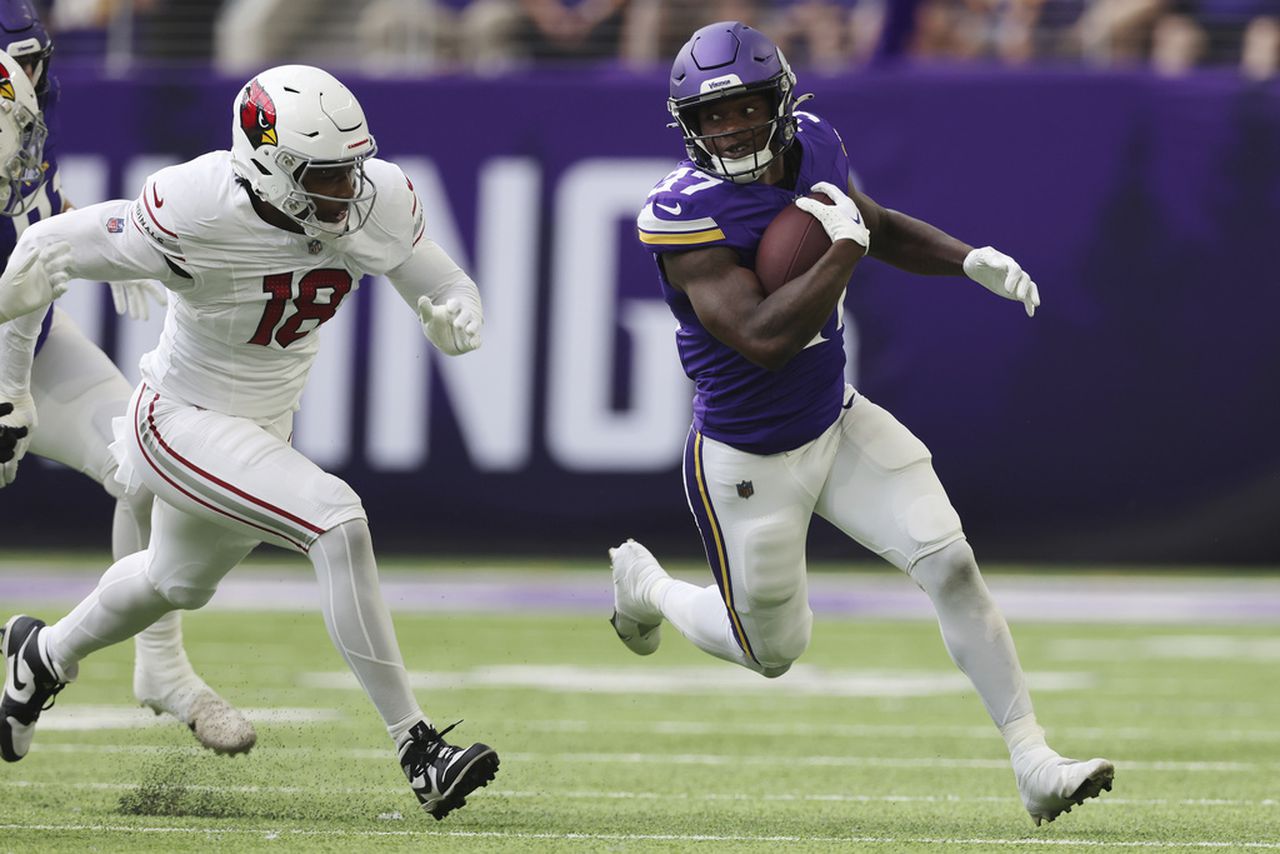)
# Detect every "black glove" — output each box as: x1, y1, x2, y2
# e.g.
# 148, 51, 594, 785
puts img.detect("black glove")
0, 402, 29, 464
